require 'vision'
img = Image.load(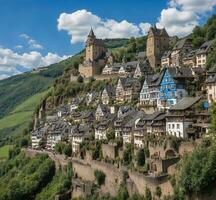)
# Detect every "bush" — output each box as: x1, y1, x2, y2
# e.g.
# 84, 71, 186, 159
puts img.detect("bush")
144, 187, 152, 200
94, 170, 106, 186
77, 75, 84, 83
137, 148, 145, 166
